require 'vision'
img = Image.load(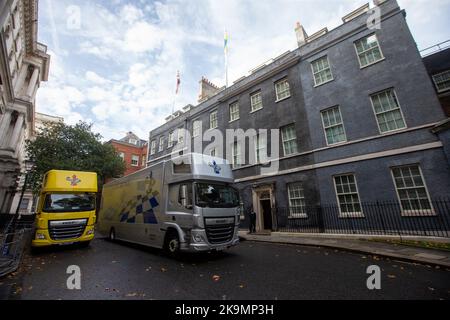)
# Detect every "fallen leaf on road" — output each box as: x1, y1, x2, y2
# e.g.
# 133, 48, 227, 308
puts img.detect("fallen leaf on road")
28, 286, 33, 291
324, 252, 329, 256
161, 267, 167, 272
239, 284, 245, 288
111, 260, 118, 264
212, 275, 220, 281
126, 293, 137, 297
199, 274, 204, 277
428, 287, 435, 291
387, 274, 396, 279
